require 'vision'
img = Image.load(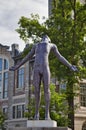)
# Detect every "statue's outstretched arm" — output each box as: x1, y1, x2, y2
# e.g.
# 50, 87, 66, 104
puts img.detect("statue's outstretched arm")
52, 44, 78, 71
9, 45, 36, 71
